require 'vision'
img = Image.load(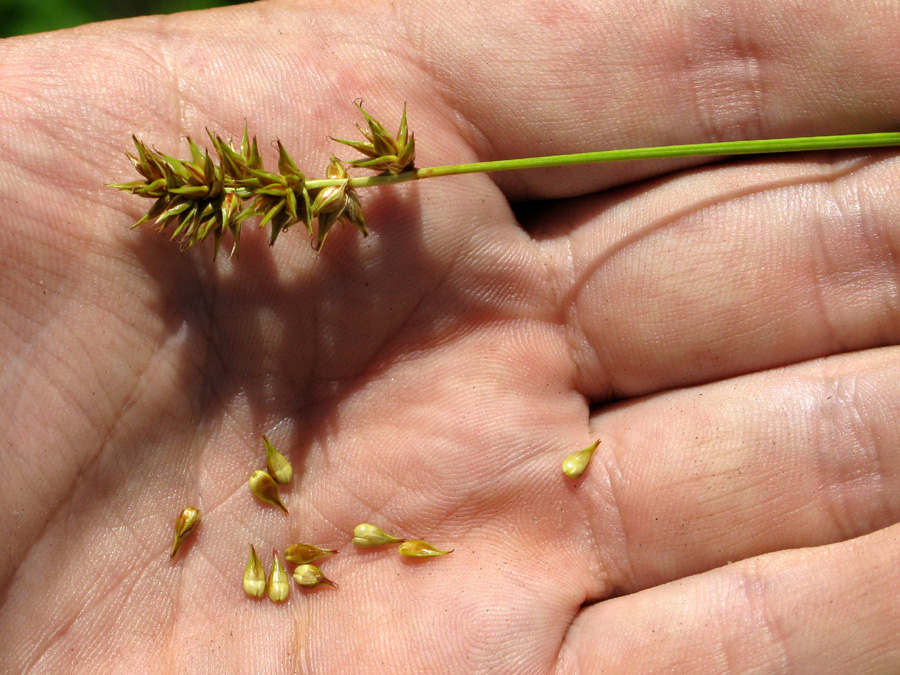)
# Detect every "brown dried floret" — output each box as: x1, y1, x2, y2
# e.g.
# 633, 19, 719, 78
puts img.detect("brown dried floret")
170, 506, 201, 558
284, 543, 338, 565
249, 470, 289, 514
